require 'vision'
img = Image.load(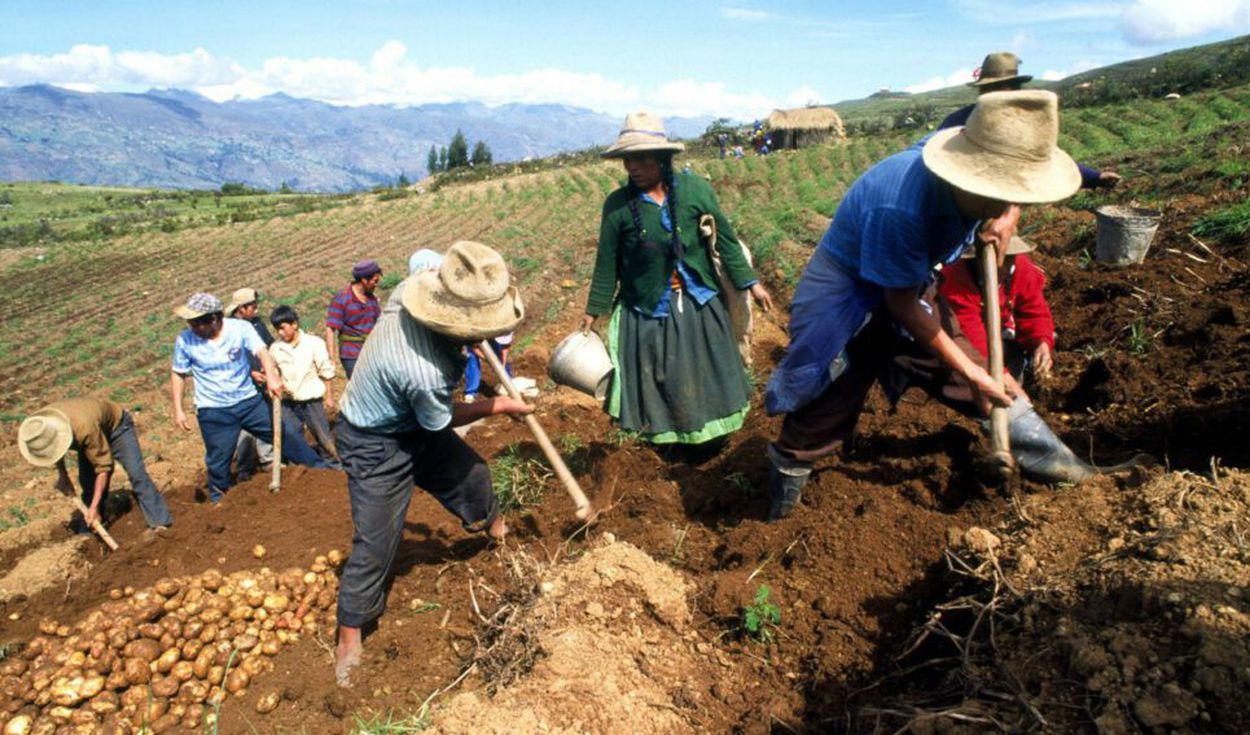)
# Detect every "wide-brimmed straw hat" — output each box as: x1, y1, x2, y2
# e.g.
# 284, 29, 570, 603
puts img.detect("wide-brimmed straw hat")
922, 90, 1080, 204
225, 287, 258, 317
960, 235, 1036, 259
18, 408, 73, 467
402, 241, 524, 340
601, 111, 685, 159
969, 52, 1033, 88
174, 292, 224, 320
